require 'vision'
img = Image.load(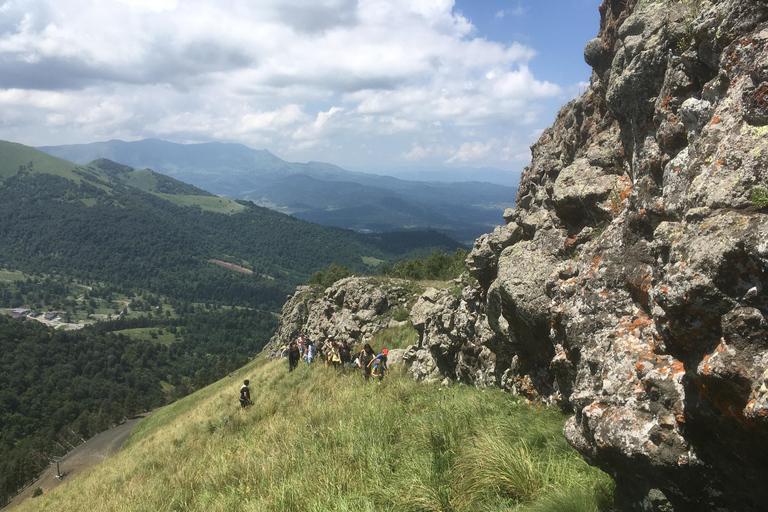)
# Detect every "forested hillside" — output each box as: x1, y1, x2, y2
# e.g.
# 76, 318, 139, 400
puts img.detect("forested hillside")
0, 309, 277, 505
0, 139, 466, 506
0, 141, 464, 307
